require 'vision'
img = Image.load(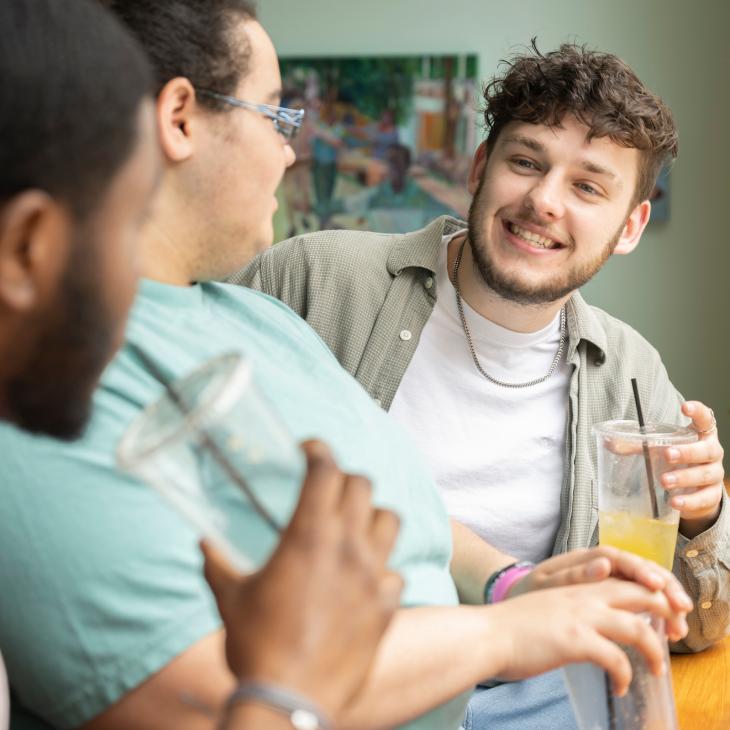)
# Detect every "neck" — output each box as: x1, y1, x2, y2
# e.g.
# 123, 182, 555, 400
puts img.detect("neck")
447, 234, 569, 333
0, 318, 28, 421
138, 190, 196, 286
